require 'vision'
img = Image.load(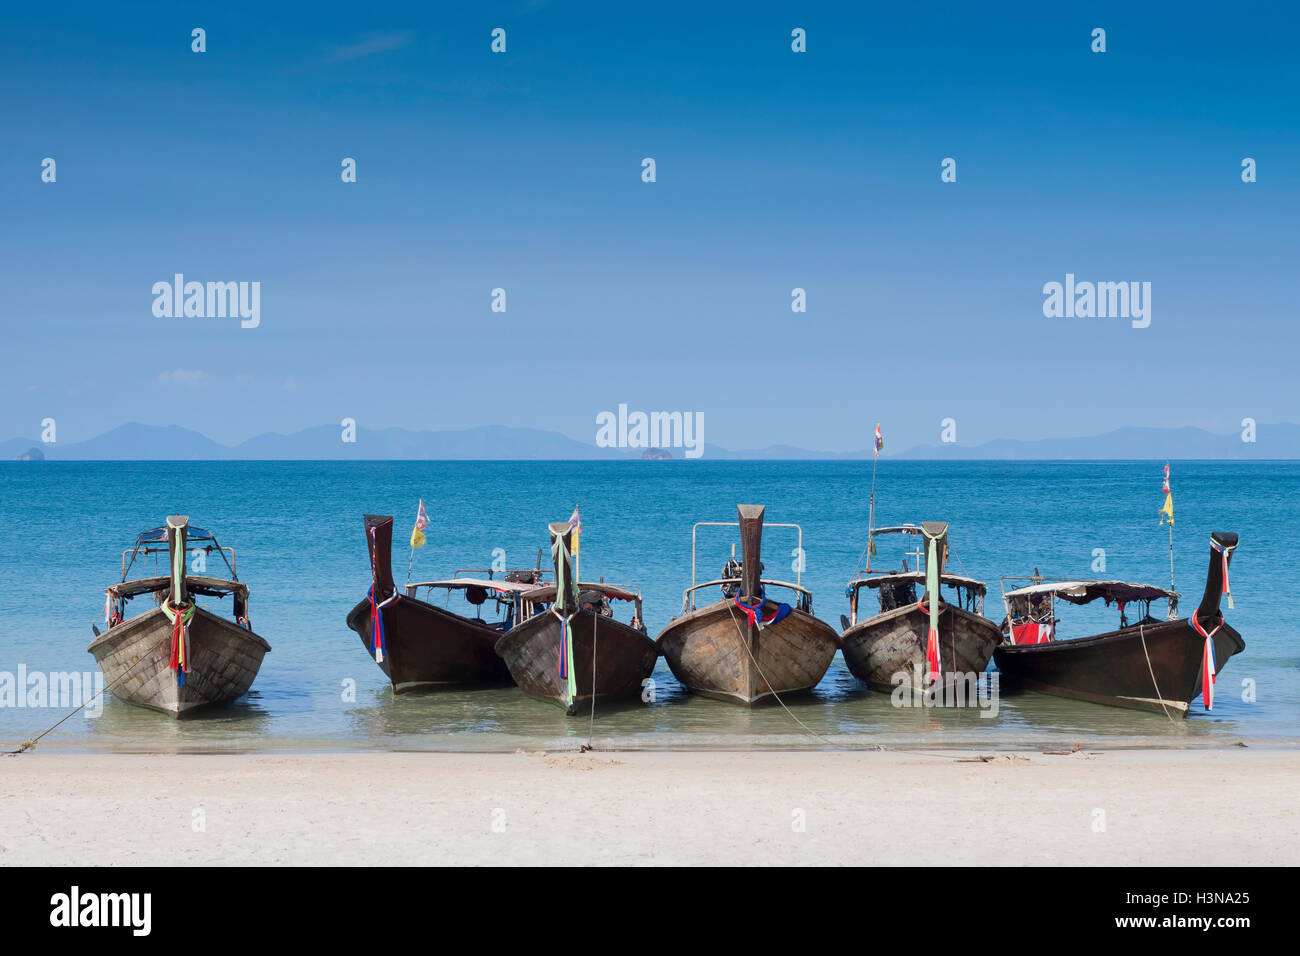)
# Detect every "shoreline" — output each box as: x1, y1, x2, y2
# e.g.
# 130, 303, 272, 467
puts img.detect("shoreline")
3, 749, 1297, 865
8, 733, 1292, 756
